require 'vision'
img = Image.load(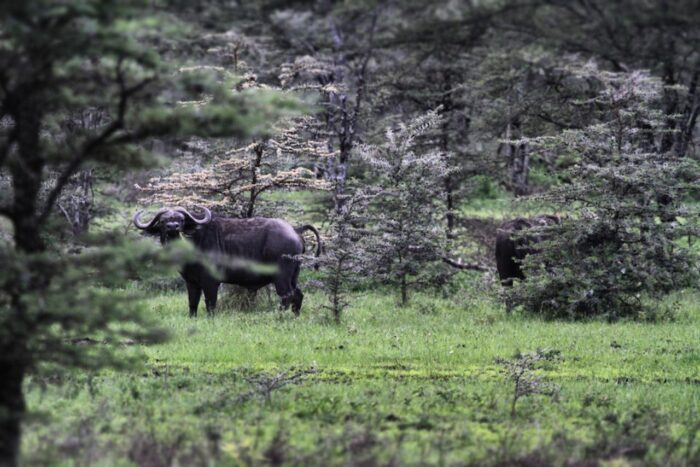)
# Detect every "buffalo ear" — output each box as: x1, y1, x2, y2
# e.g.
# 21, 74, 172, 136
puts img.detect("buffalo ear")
141, 224, 162, 236
182, 220, 202, 235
